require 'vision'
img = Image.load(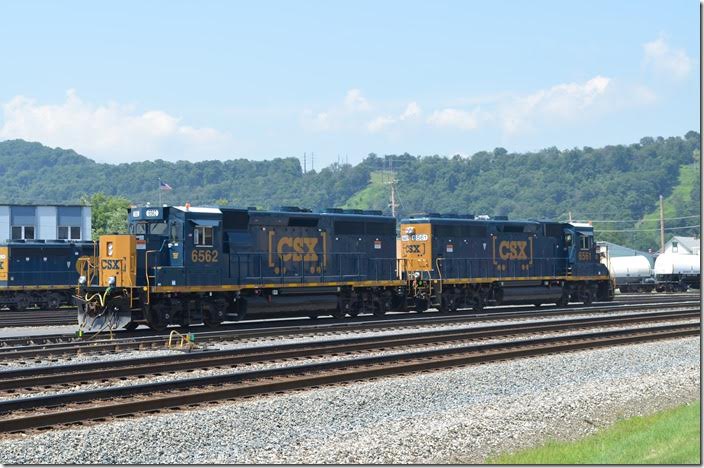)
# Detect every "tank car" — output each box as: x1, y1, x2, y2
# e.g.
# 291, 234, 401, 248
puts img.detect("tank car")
398, 215, 613, 311
654, 253, 701, 291
76, 205, 402, 331
607, 256, 656, 293
0, 239, 95, 310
